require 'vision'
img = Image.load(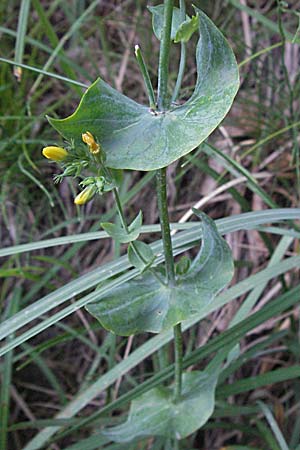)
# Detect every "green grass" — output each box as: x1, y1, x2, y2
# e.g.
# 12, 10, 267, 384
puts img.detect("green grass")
1, 1, 300, 449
